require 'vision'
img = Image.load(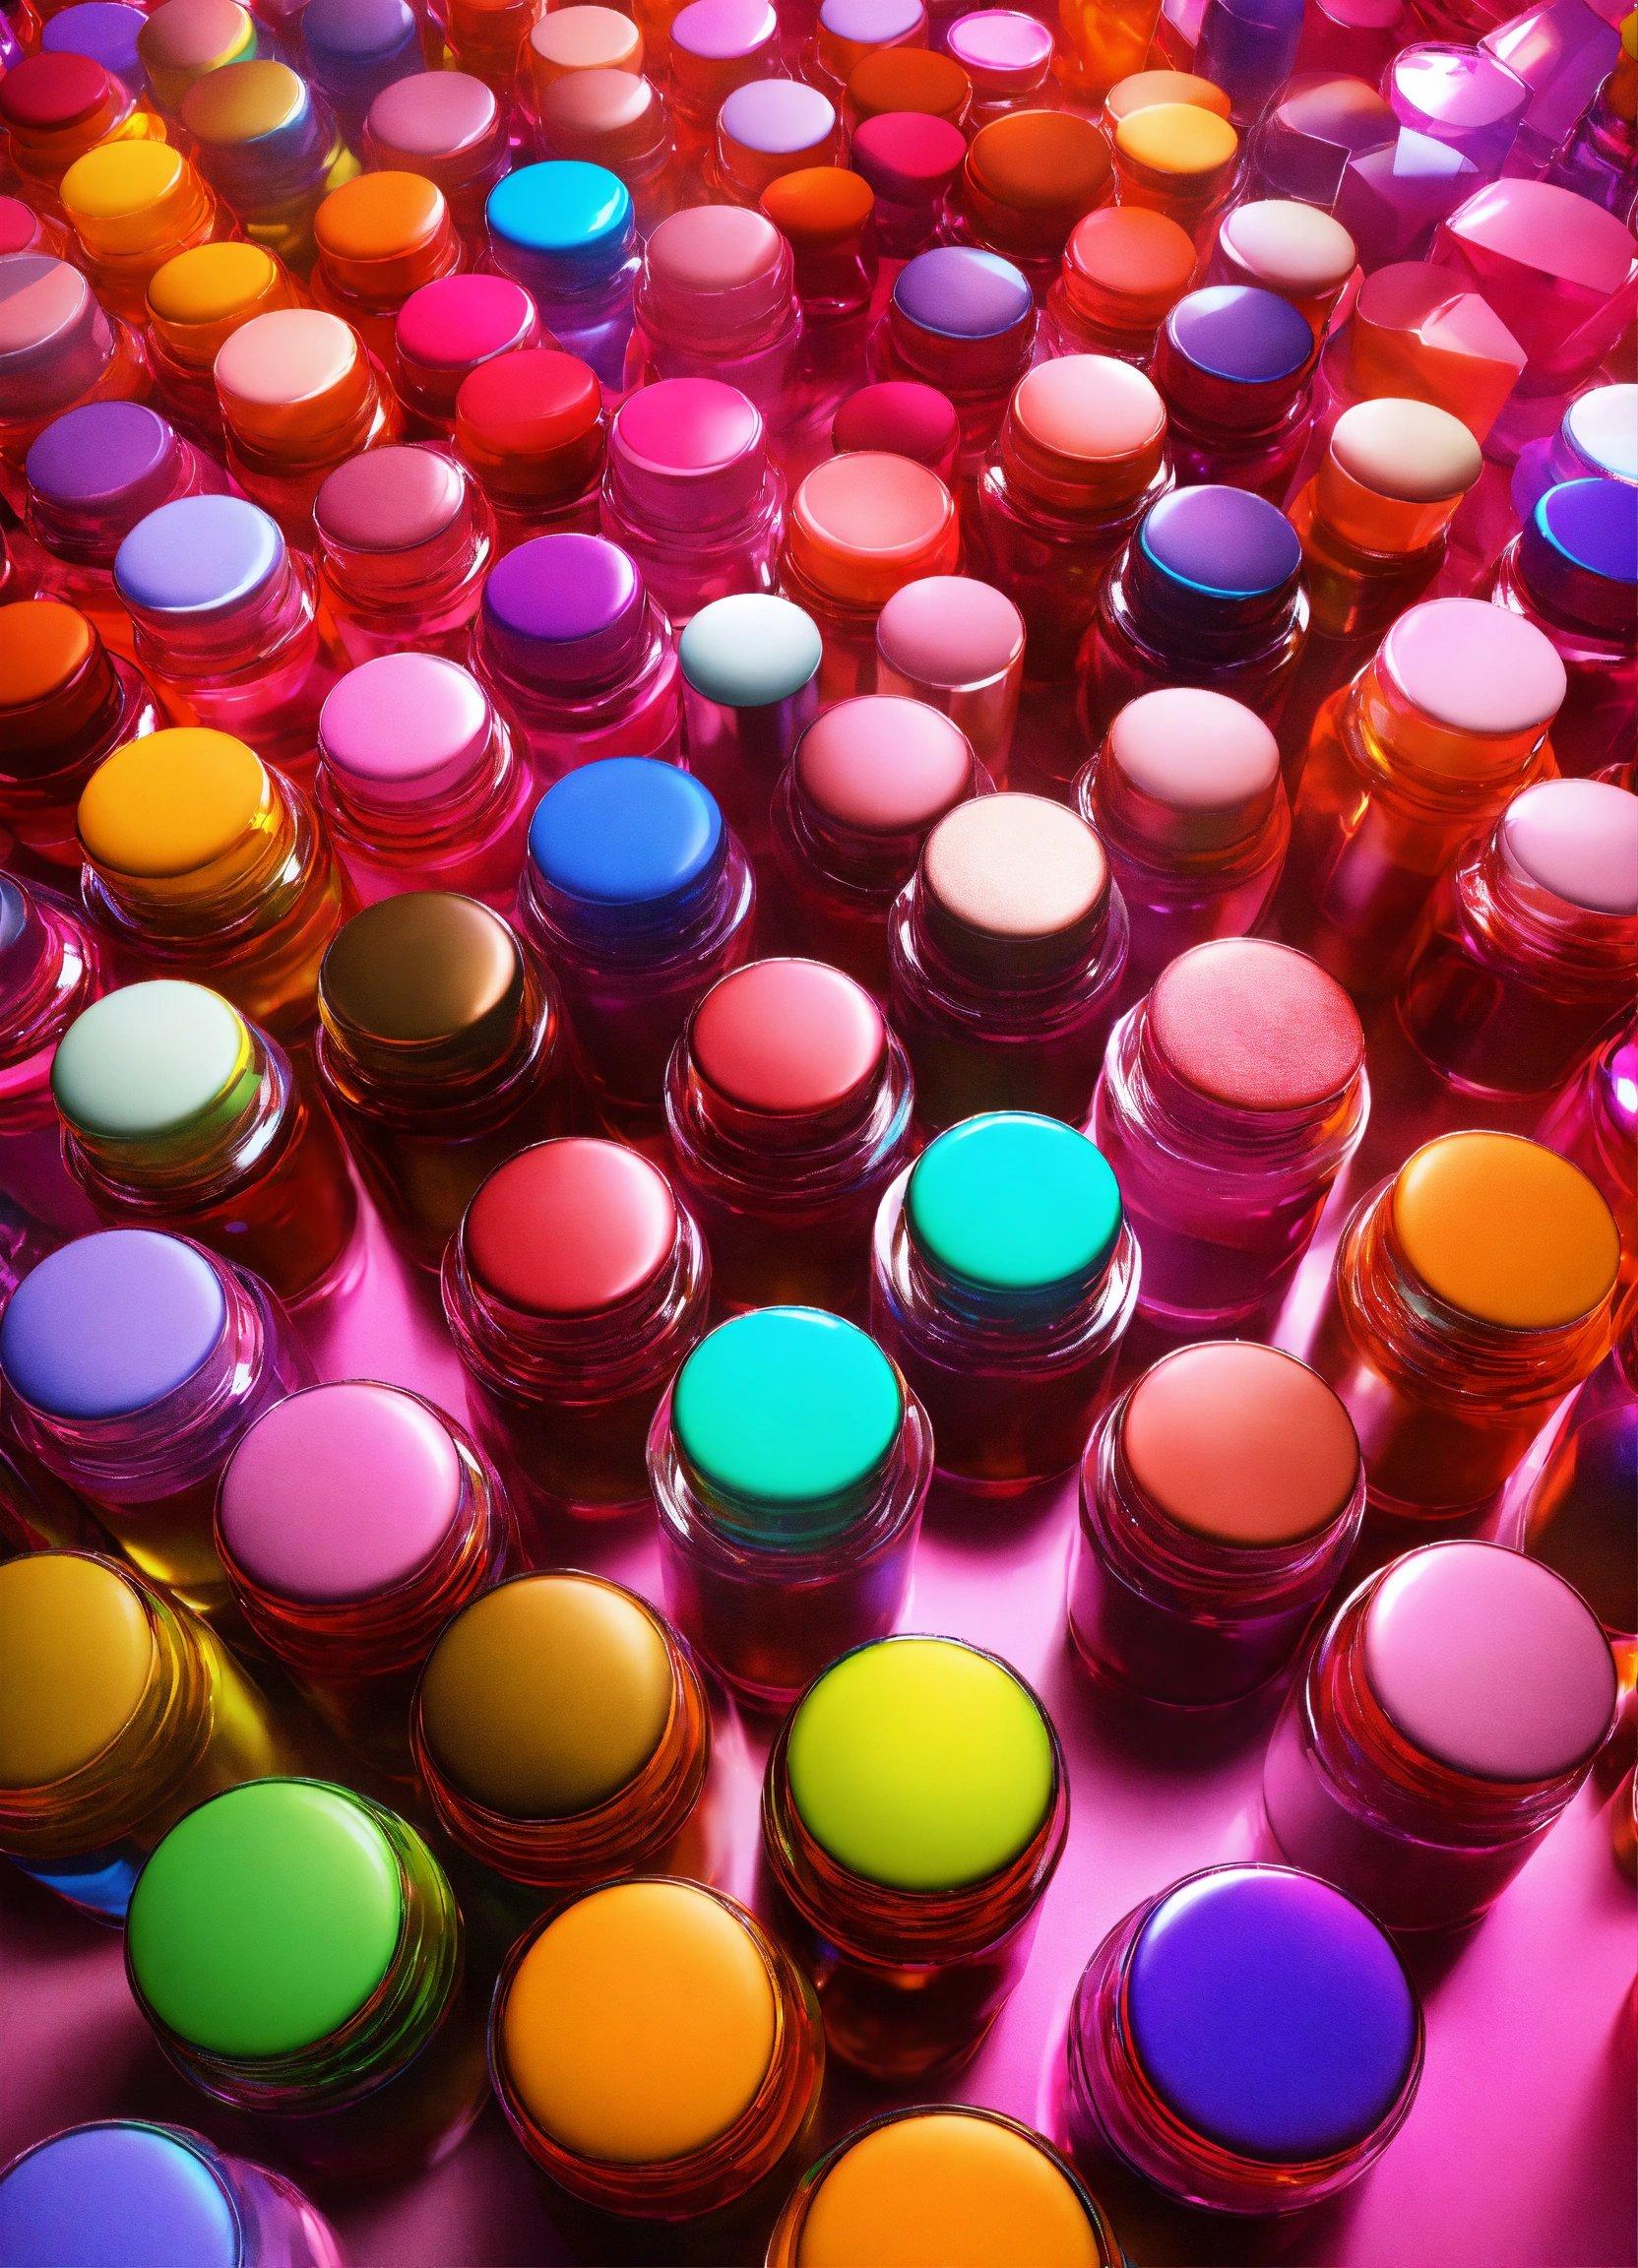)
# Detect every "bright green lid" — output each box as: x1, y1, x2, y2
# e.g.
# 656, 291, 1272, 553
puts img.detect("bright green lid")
127, 1781, 405, 2059
786, 1637, 1056, 1891
906, 1113, 1122, 1295
677, 594, 823, 708
51, 980, 253, 1143
672, 1306, 903, 1543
